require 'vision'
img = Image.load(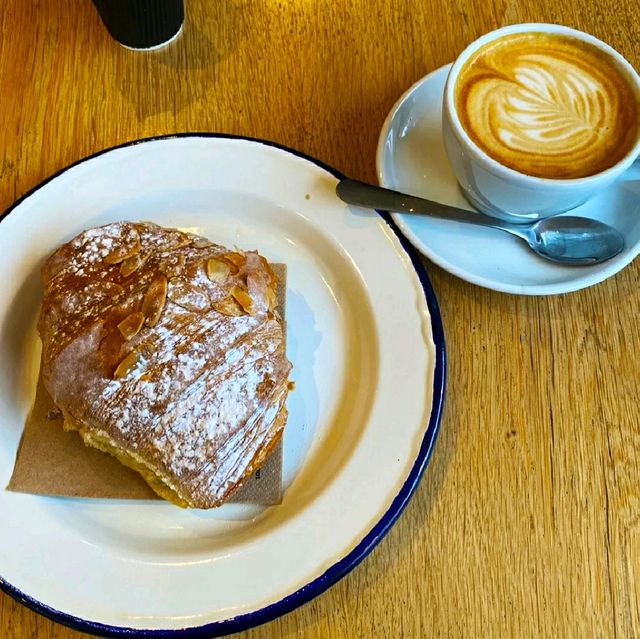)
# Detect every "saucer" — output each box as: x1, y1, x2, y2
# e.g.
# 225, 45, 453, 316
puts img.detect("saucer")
377, 64, 640, 295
